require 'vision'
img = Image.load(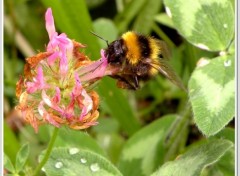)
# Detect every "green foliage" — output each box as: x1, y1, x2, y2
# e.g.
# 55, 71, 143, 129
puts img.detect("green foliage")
4, 143, 30, 175
97, 77, 141, 135
151, 139, 233, 176
4, 0, 235, 175
132, 0, 162, 35
93, 18, 118, 47
164, 0, 234, 51
4, 122, 20, 164
164, 0, 235, 136
189, 55, 235, 136
204, 128, 235, 176
18, 125, 51, 167
154, 13, 174, 29
4, 153, 15, 173
118, 115, 177, 176
114, 0, 147, 33
15, 143, 30, 173
54, 127, 106, 156
40, 147, 123, 176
